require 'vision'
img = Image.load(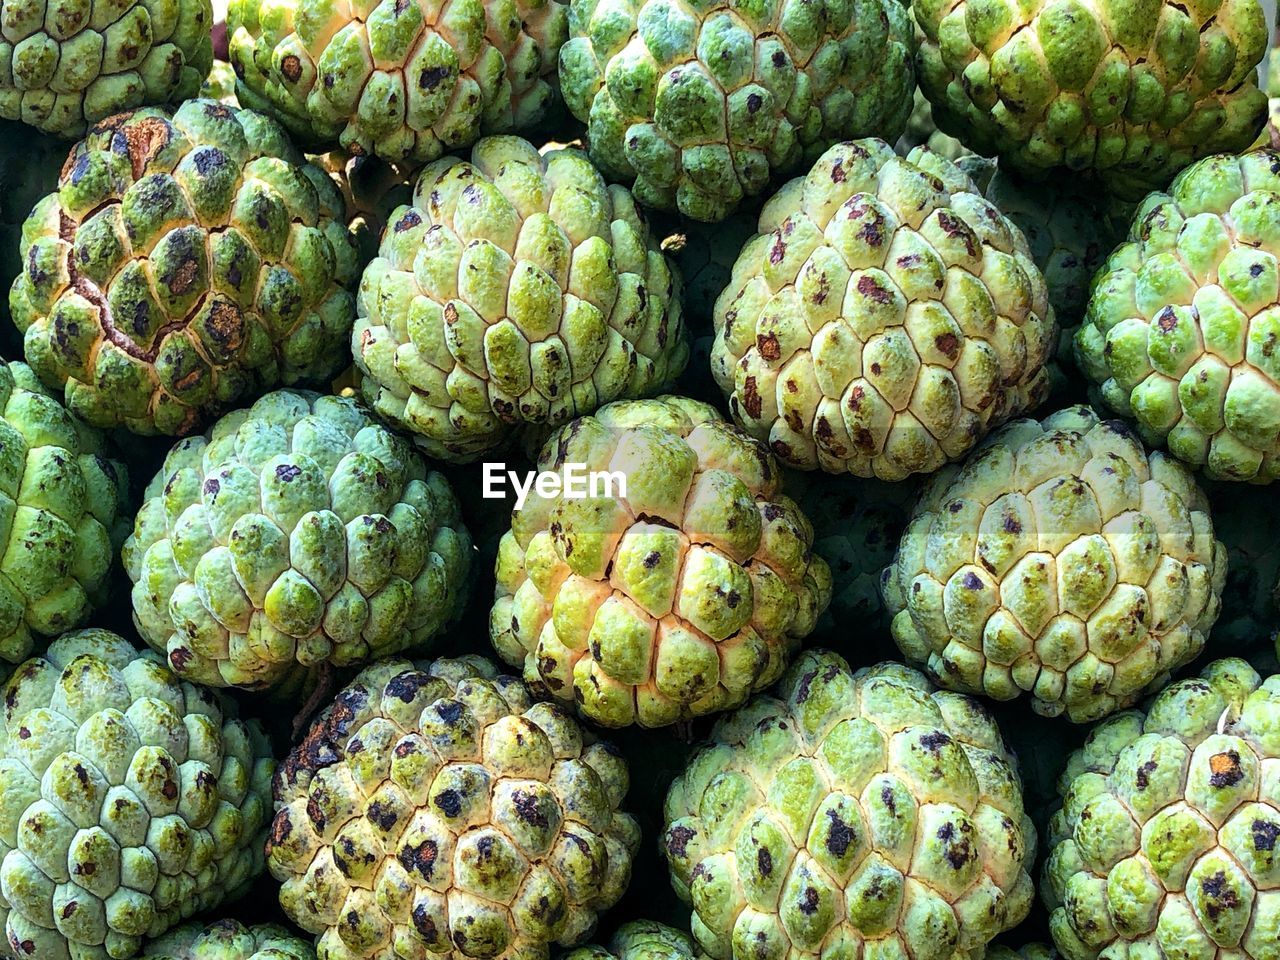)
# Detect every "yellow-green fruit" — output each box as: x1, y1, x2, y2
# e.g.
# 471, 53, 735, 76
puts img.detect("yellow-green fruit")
267, 655, 640, 960
140, 920, 314, 960
914, 0, 1268, 200
663, 651, 1036, 960
565, 922, 705, 960
883, 405, 1226, 722
0, 629, 276, 959
712, 139, 1055, 480
227, 0, 566, 163
353, 136, 689, 462
491, 395, 832, 728
1044, 658, 1280, 960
